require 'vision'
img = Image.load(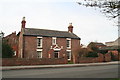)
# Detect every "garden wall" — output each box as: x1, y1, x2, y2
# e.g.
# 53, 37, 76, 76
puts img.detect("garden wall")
1, 58, 67, 66
111, 52, 120, 61
74, 53, 111, 63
